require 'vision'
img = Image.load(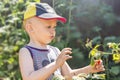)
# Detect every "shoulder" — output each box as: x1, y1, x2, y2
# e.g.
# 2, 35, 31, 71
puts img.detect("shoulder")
19, 47, 31, 58
19, 47, 27, 53
19, 47, 34, 77
19, 47, 33, 66
19, 47, 28, 54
